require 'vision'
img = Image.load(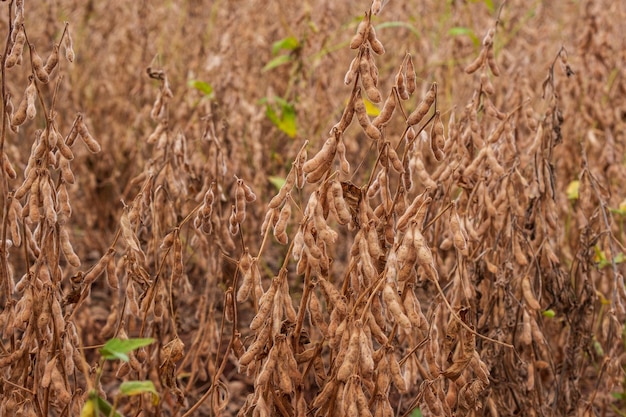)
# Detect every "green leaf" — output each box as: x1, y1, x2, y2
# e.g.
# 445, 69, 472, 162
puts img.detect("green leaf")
262, 54, 292, 72
410, 408, 423, 417
272, 36, 300, 54
542, 309, 556, 318
269, 176, 286, 191
120, 380, 160, 406
448, 27, 480, 47
100, 338, 155, 362
263, 97, 298, 138
188, 80, 213, 97
96, 396, 125, 417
